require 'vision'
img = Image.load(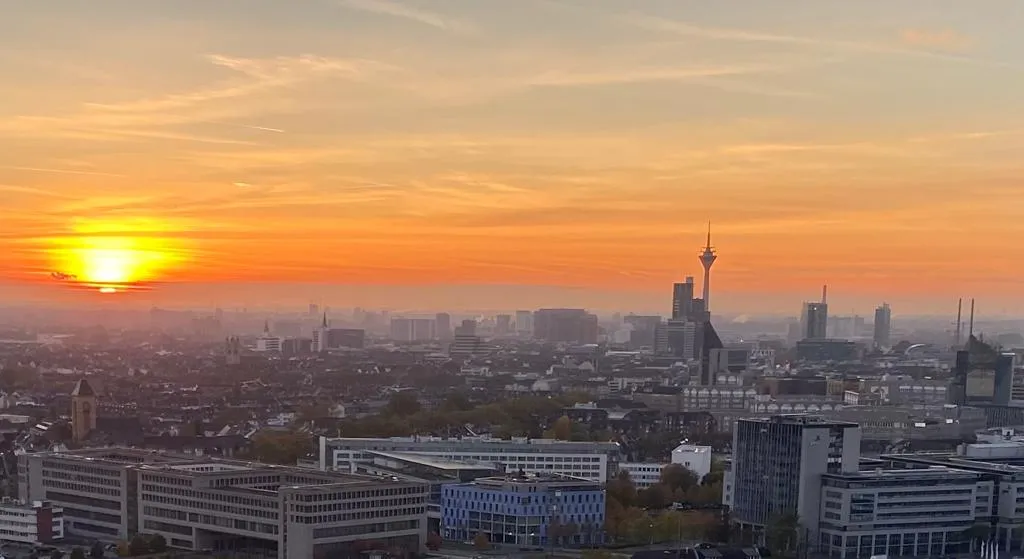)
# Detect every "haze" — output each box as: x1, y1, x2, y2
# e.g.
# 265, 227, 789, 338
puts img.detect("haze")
3, 0, 1024, 315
